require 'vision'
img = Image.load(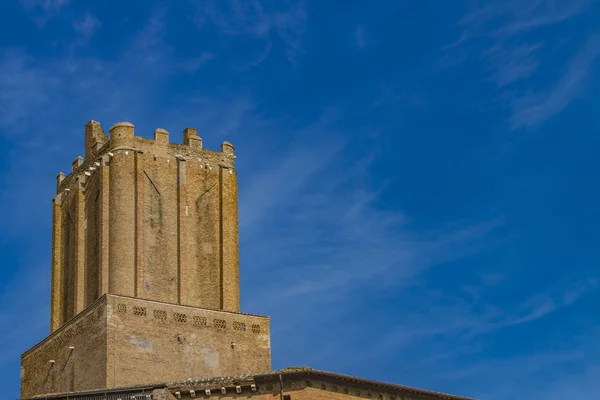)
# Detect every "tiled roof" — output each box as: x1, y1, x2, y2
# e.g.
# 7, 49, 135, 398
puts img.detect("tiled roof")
165, 366, 474, 400
26, 367, 474, 400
